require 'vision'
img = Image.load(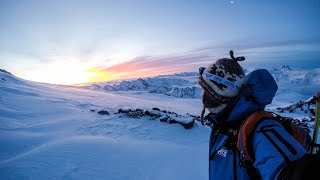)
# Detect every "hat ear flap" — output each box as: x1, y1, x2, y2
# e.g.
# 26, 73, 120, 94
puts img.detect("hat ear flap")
230, 50, 235, 60
230, 50, 245, 61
